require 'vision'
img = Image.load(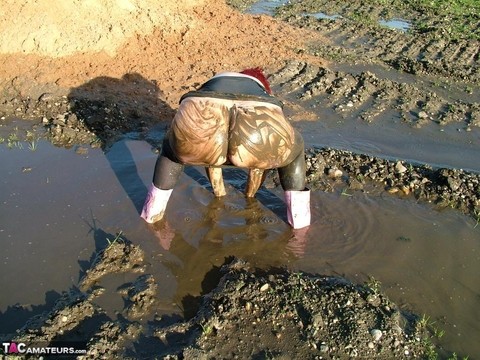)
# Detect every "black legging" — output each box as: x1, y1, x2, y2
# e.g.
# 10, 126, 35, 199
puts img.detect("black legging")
153, 136, 306, 192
